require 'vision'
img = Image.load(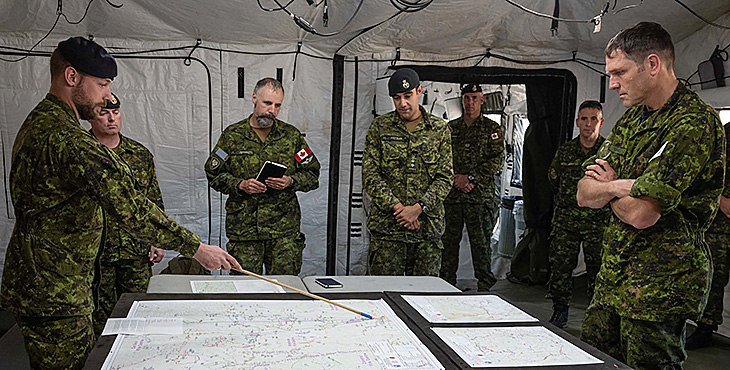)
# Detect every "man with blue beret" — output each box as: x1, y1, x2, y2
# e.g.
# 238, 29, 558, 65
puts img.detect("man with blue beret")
363, 68, 453, 276
0, 36, 240, 369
